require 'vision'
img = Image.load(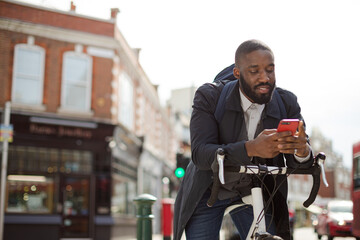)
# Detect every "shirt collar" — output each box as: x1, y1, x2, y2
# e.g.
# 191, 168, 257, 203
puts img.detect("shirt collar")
239, 89, 265, 112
